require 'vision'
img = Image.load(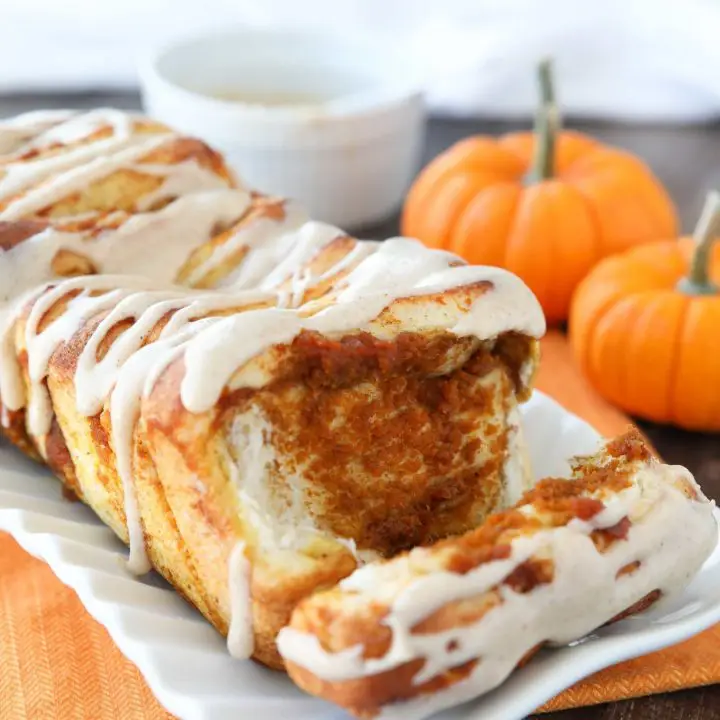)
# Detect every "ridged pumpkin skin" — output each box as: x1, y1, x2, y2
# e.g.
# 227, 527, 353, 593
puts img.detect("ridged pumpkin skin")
570, 239, 720, 431
402, 132, 677, 324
